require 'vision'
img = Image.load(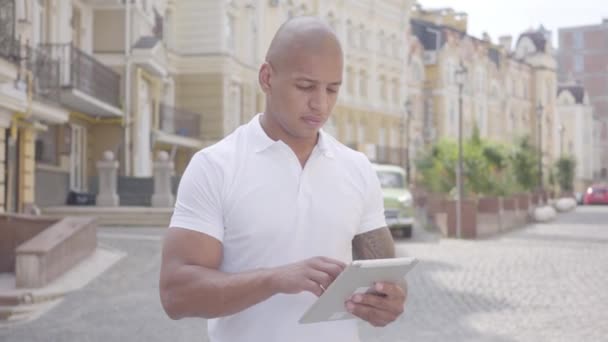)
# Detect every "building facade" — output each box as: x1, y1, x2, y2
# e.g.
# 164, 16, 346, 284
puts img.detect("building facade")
556, 84, 595, 192
558, 19, 608, 180
409, 5, 561, 183
0, 0, 208, 211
